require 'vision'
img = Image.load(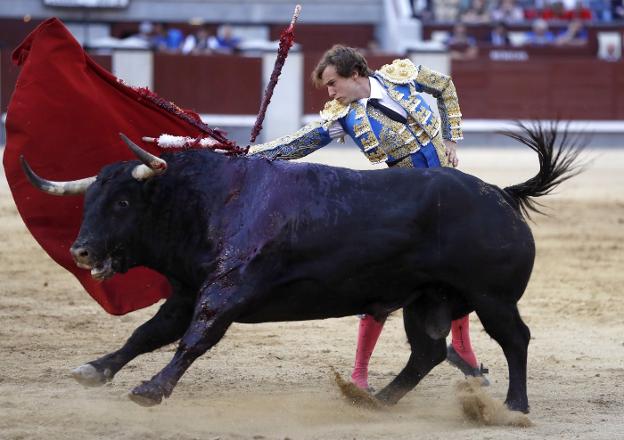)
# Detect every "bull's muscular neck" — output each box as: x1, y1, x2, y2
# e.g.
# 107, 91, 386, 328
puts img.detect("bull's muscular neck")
135, 151, 237, 287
